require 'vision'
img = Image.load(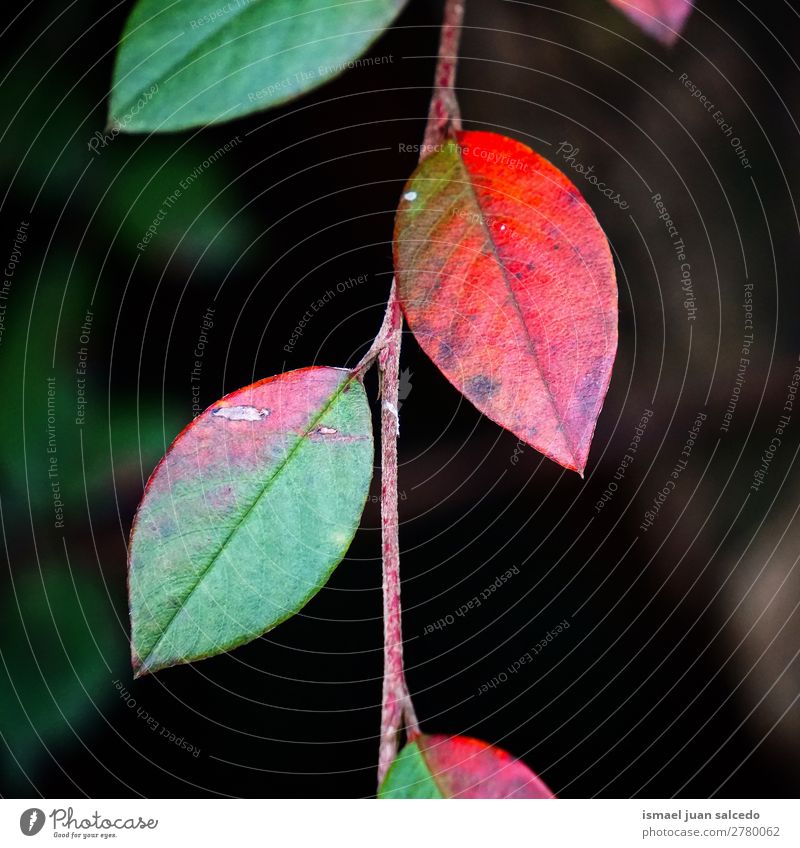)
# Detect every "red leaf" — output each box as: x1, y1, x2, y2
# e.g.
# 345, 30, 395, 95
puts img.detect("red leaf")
420, 734, 555, 799
607, 0, 694, 46
394, 131, 617, 474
